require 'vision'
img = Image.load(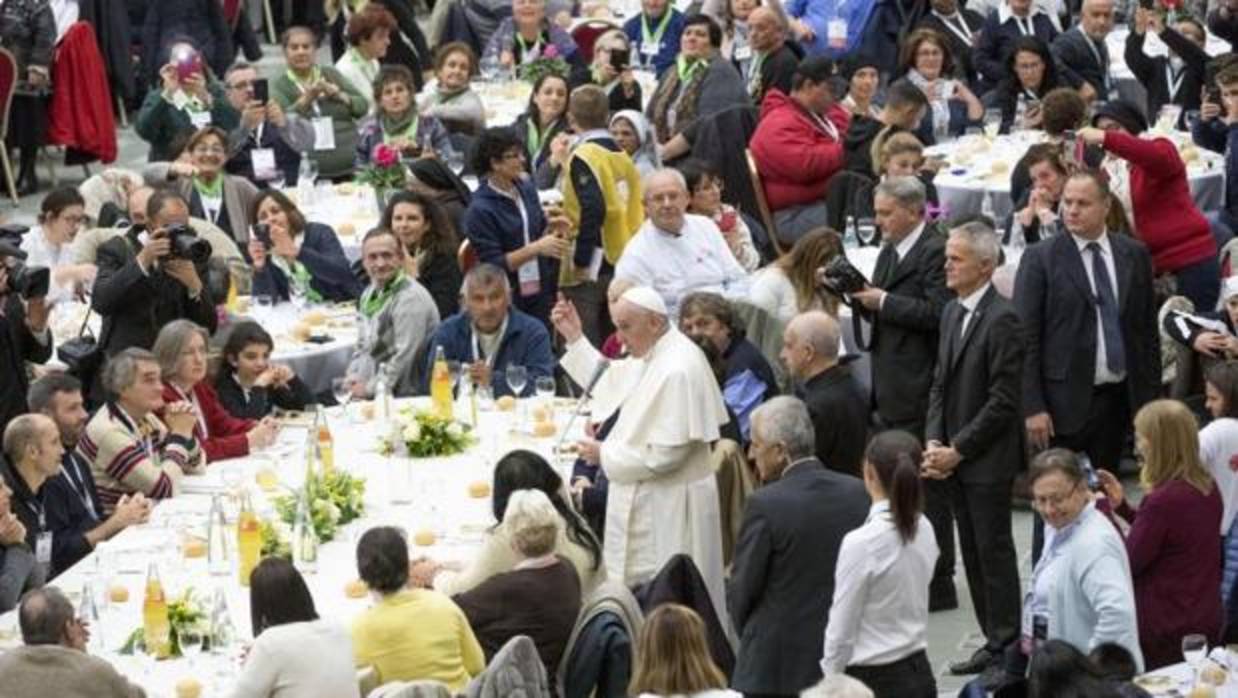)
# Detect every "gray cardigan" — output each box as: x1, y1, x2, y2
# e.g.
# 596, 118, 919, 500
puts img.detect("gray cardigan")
348, 276, 440, 397
0, 645, 145, 697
